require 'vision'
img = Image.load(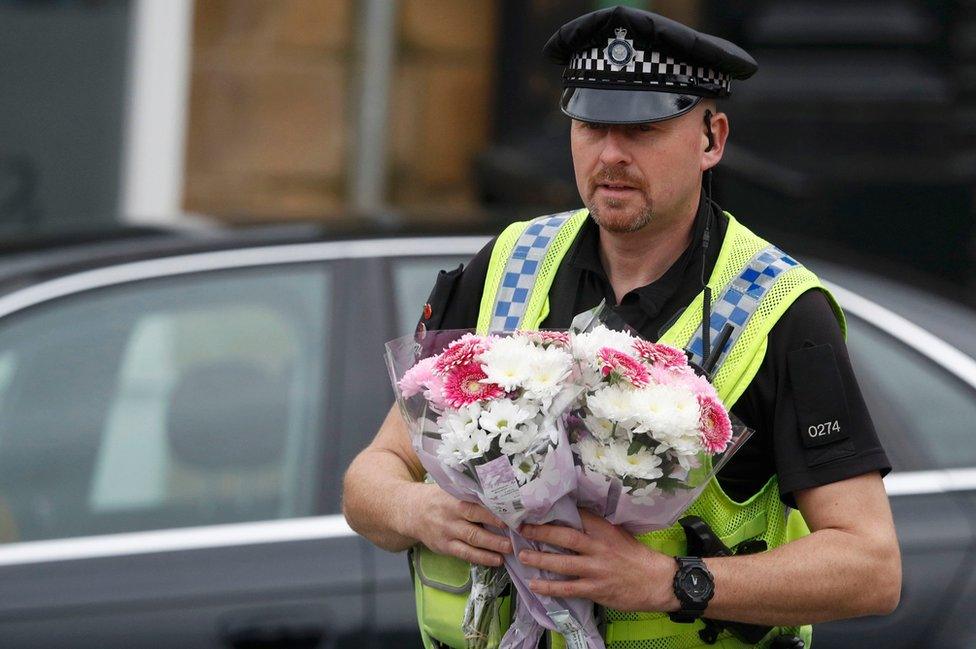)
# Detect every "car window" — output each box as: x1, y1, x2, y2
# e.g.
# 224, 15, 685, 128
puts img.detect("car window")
391, 256, 470, 334
0, 264, 330, 544
846, 313, 976, 471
